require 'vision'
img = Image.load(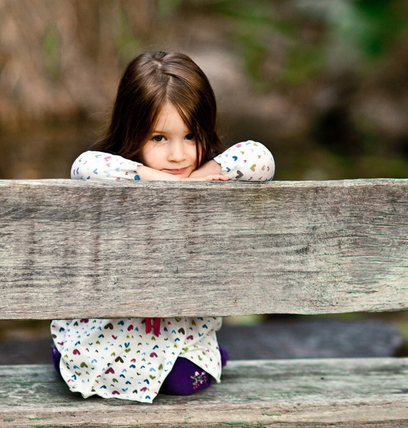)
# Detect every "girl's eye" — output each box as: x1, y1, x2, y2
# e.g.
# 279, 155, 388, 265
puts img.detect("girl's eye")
152, 135, 165, 143
185, 133, 195, 141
